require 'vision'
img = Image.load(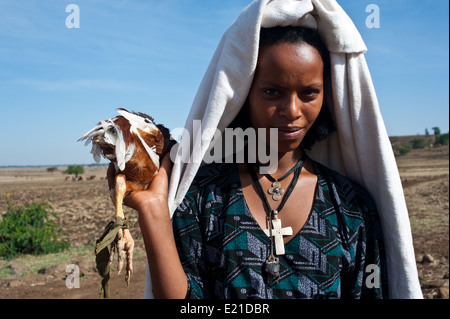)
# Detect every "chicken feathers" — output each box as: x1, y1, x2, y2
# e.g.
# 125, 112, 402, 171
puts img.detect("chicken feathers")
79, 108, 174, 289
